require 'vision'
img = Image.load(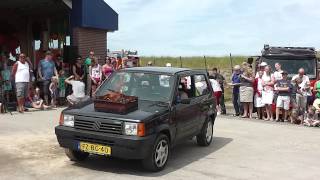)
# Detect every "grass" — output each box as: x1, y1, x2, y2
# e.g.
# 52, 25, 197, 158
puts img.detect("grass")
140, 56, 249, 102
